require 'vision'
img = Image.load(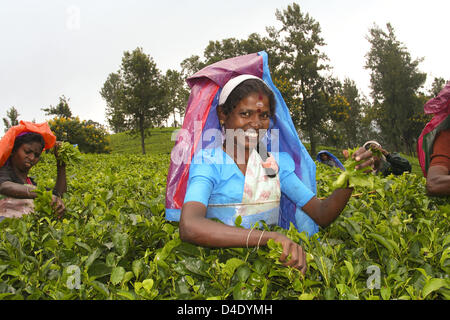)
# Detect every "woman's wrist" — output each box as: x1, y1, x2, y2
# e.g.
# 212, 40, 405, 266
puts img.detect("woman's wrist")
246, 229, 272, 249
56, 162, 66, 169
266, 231, 283, 244
25, 186, 36, 198
335, 180, 353, 191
